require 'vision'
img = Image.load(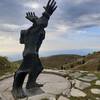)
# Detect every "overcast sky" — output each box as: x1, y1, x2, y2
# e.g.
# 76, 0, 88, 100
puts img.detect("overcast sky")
0, 0, 100, 59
